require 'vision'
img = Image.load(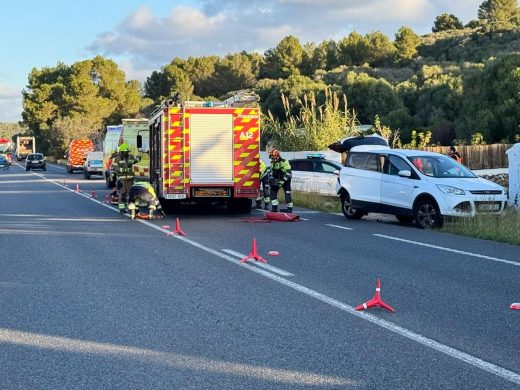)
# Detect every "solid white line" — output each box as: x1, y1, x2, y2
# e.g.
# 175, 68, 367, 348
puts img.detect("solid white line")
374, 234, 520, 267
221, 249, 294, 276
30, 171, 520, 385
326, 224, 353, 230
